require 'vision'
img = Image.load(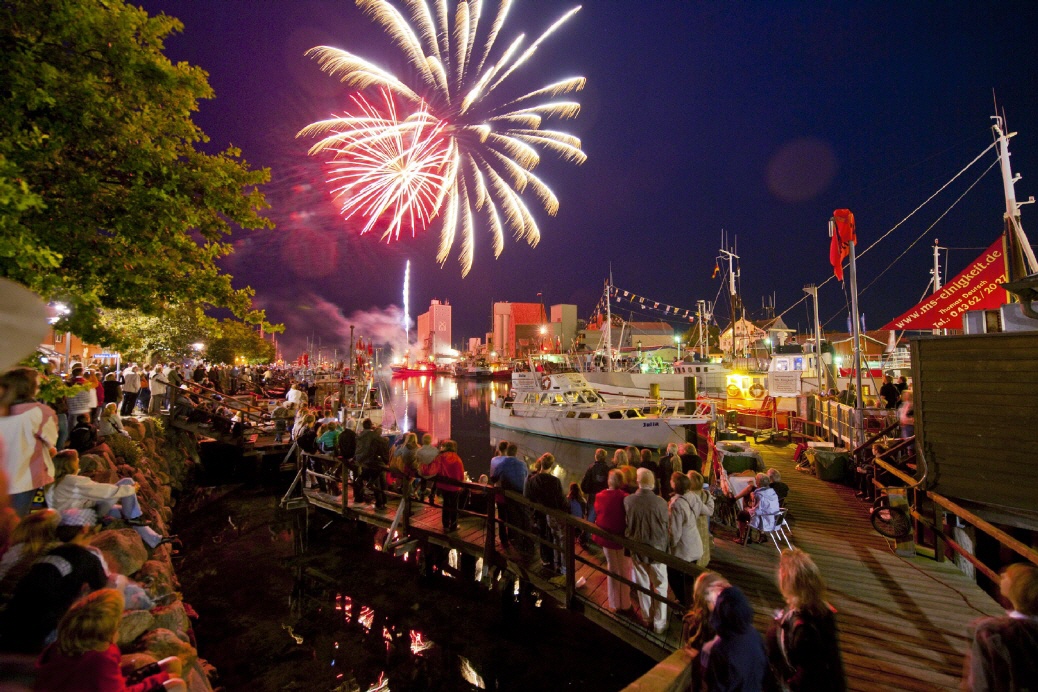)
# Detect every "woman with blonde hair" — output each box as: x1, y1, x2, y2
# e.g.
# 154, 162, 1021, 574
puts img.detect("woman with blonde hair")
619, 464, 639, 495
766, 549, 846, 691
97, 403, 128, 440
682, 570, 730, 650
687, 470, 715, 567
611, 448, 628, 469
35, 588, 186, 691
